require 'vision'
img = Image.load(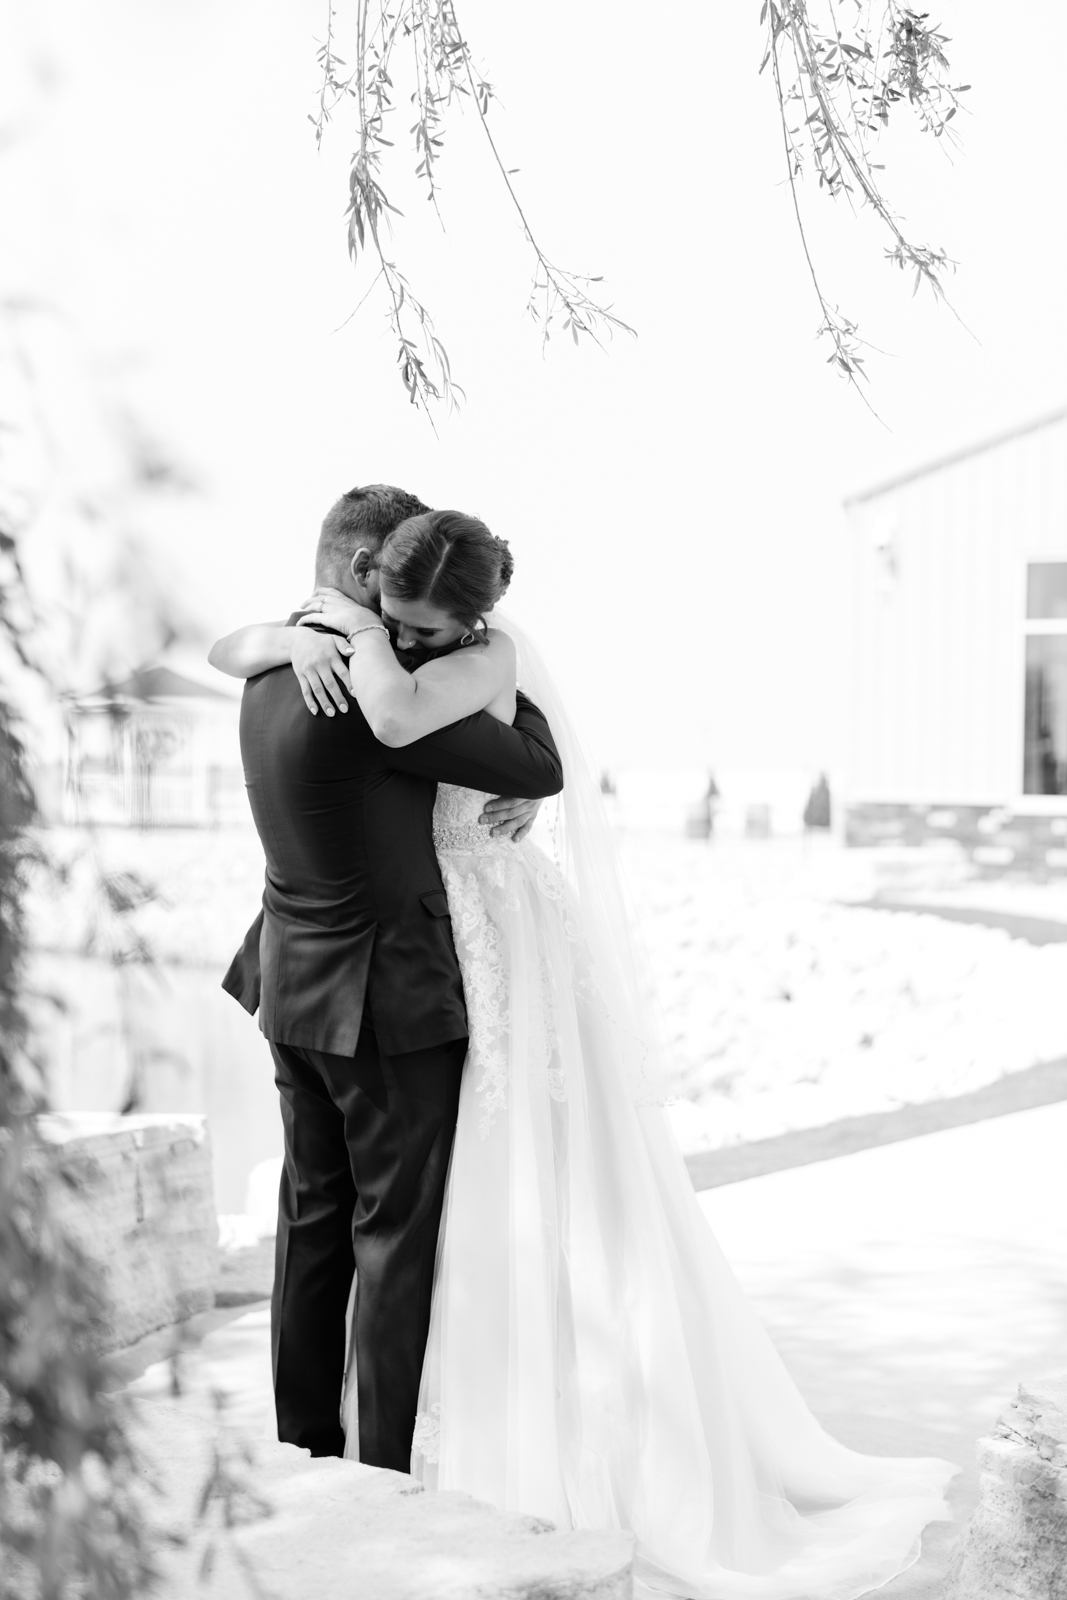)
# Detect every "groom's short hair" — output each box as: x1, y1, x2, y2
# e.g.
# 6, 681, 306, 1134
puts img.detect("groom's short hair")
315, 484, 431, 584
